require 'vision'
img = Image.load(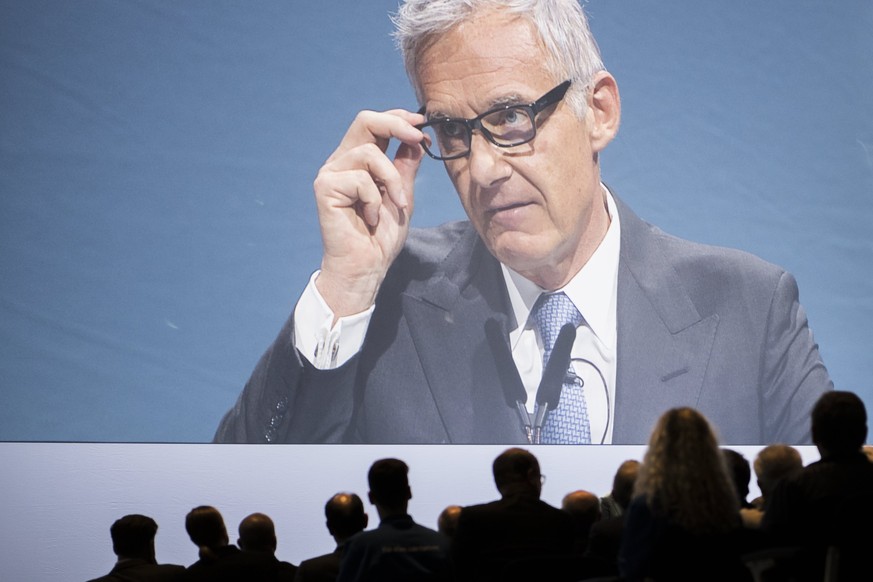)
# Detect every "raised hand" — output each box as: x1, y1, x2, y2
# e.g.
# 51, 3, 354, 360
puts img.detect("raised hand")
312, 109, 425, 319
